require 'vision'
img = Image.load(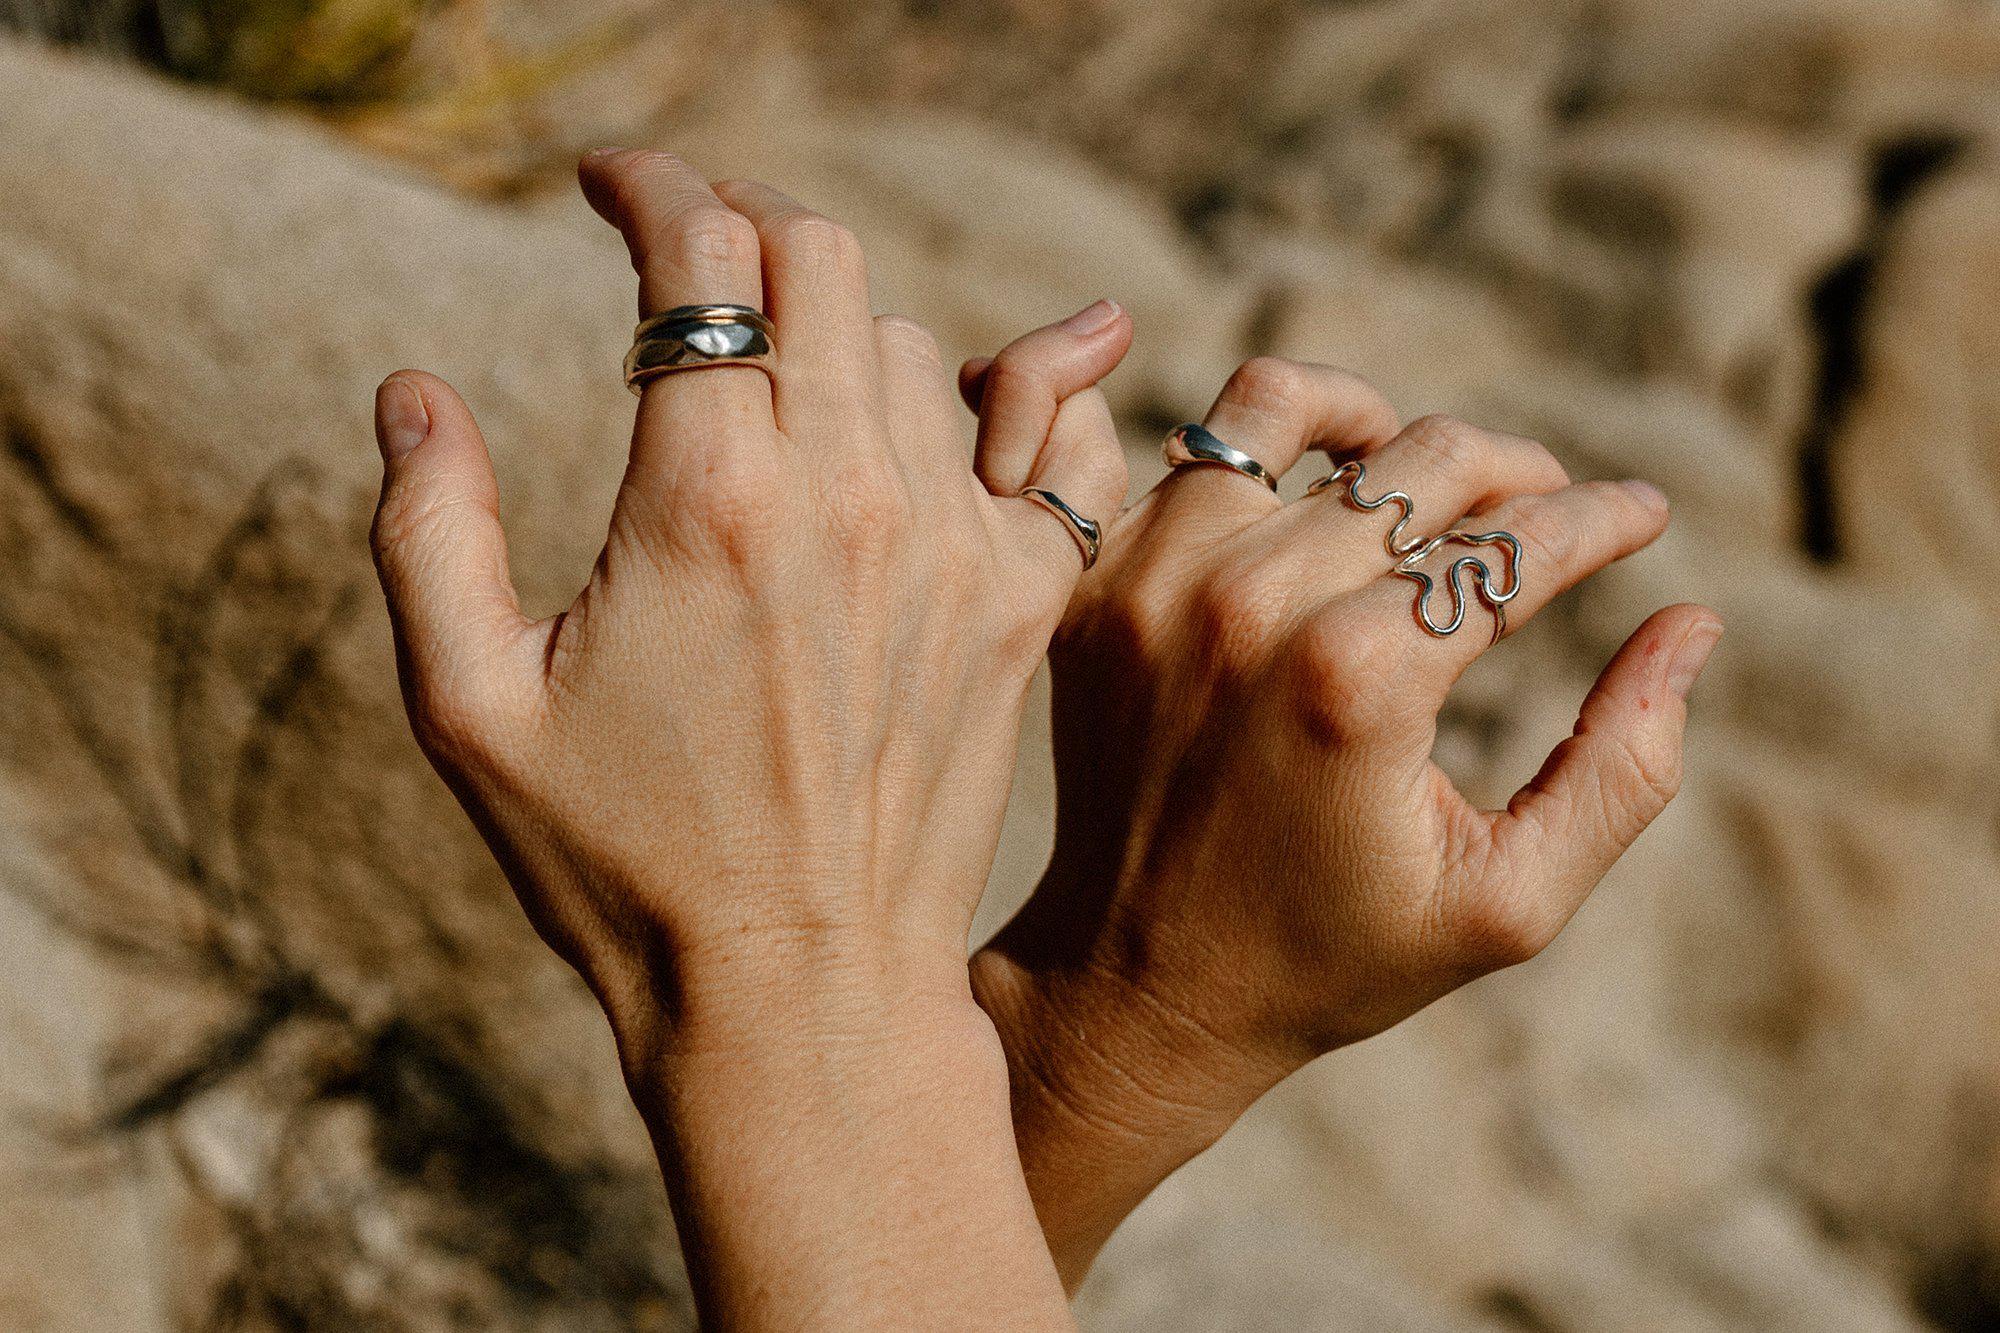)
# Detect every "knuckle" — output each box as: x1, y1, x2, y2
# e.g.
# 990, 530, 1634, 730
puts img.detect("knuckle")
1406, 414, 1487, 473
668, 204, 761, 272
1615, 728, 1683, 817
1291, 614, 1392, 740
1220, 355, 1311, 416
1521, 507, 1579, 570
688, 450, 788, 548
933, 525, 989, 591
875, 314, 943, 365
1057, 579, 1171, 672
1521, 436, 1570, 487
1074, 448, 1130, 512
996, 579, 1063, 665
819, 458, 912, 559
1188, 564, 1289, 673
983, 351, 1051, 408
370, 483, 451, 566
772, 211, 864, 274
408, 670, 517, 773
